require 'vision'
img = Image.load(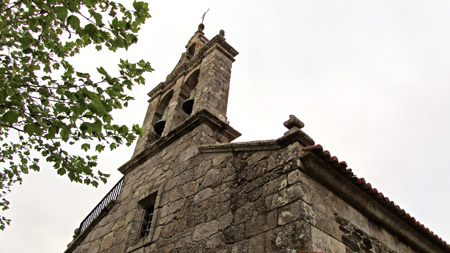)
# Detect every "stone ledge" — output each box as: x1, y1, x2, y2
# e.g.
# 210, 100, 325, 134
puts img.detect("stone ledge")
119, 109, 241, 175
199, 140, 279, 153
199, 128, 314, 154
